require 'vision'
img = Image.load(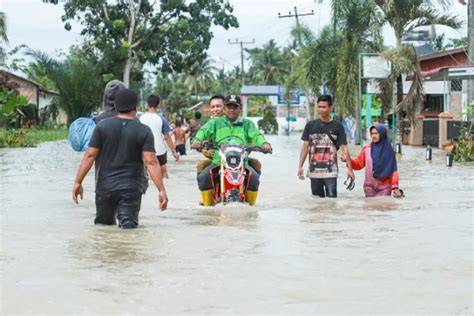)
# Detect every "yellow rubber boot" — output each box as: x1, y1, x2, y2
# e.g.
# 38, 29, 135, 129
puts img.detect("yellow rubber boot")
245, 190, 258, 206
201, 190, 214, 206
